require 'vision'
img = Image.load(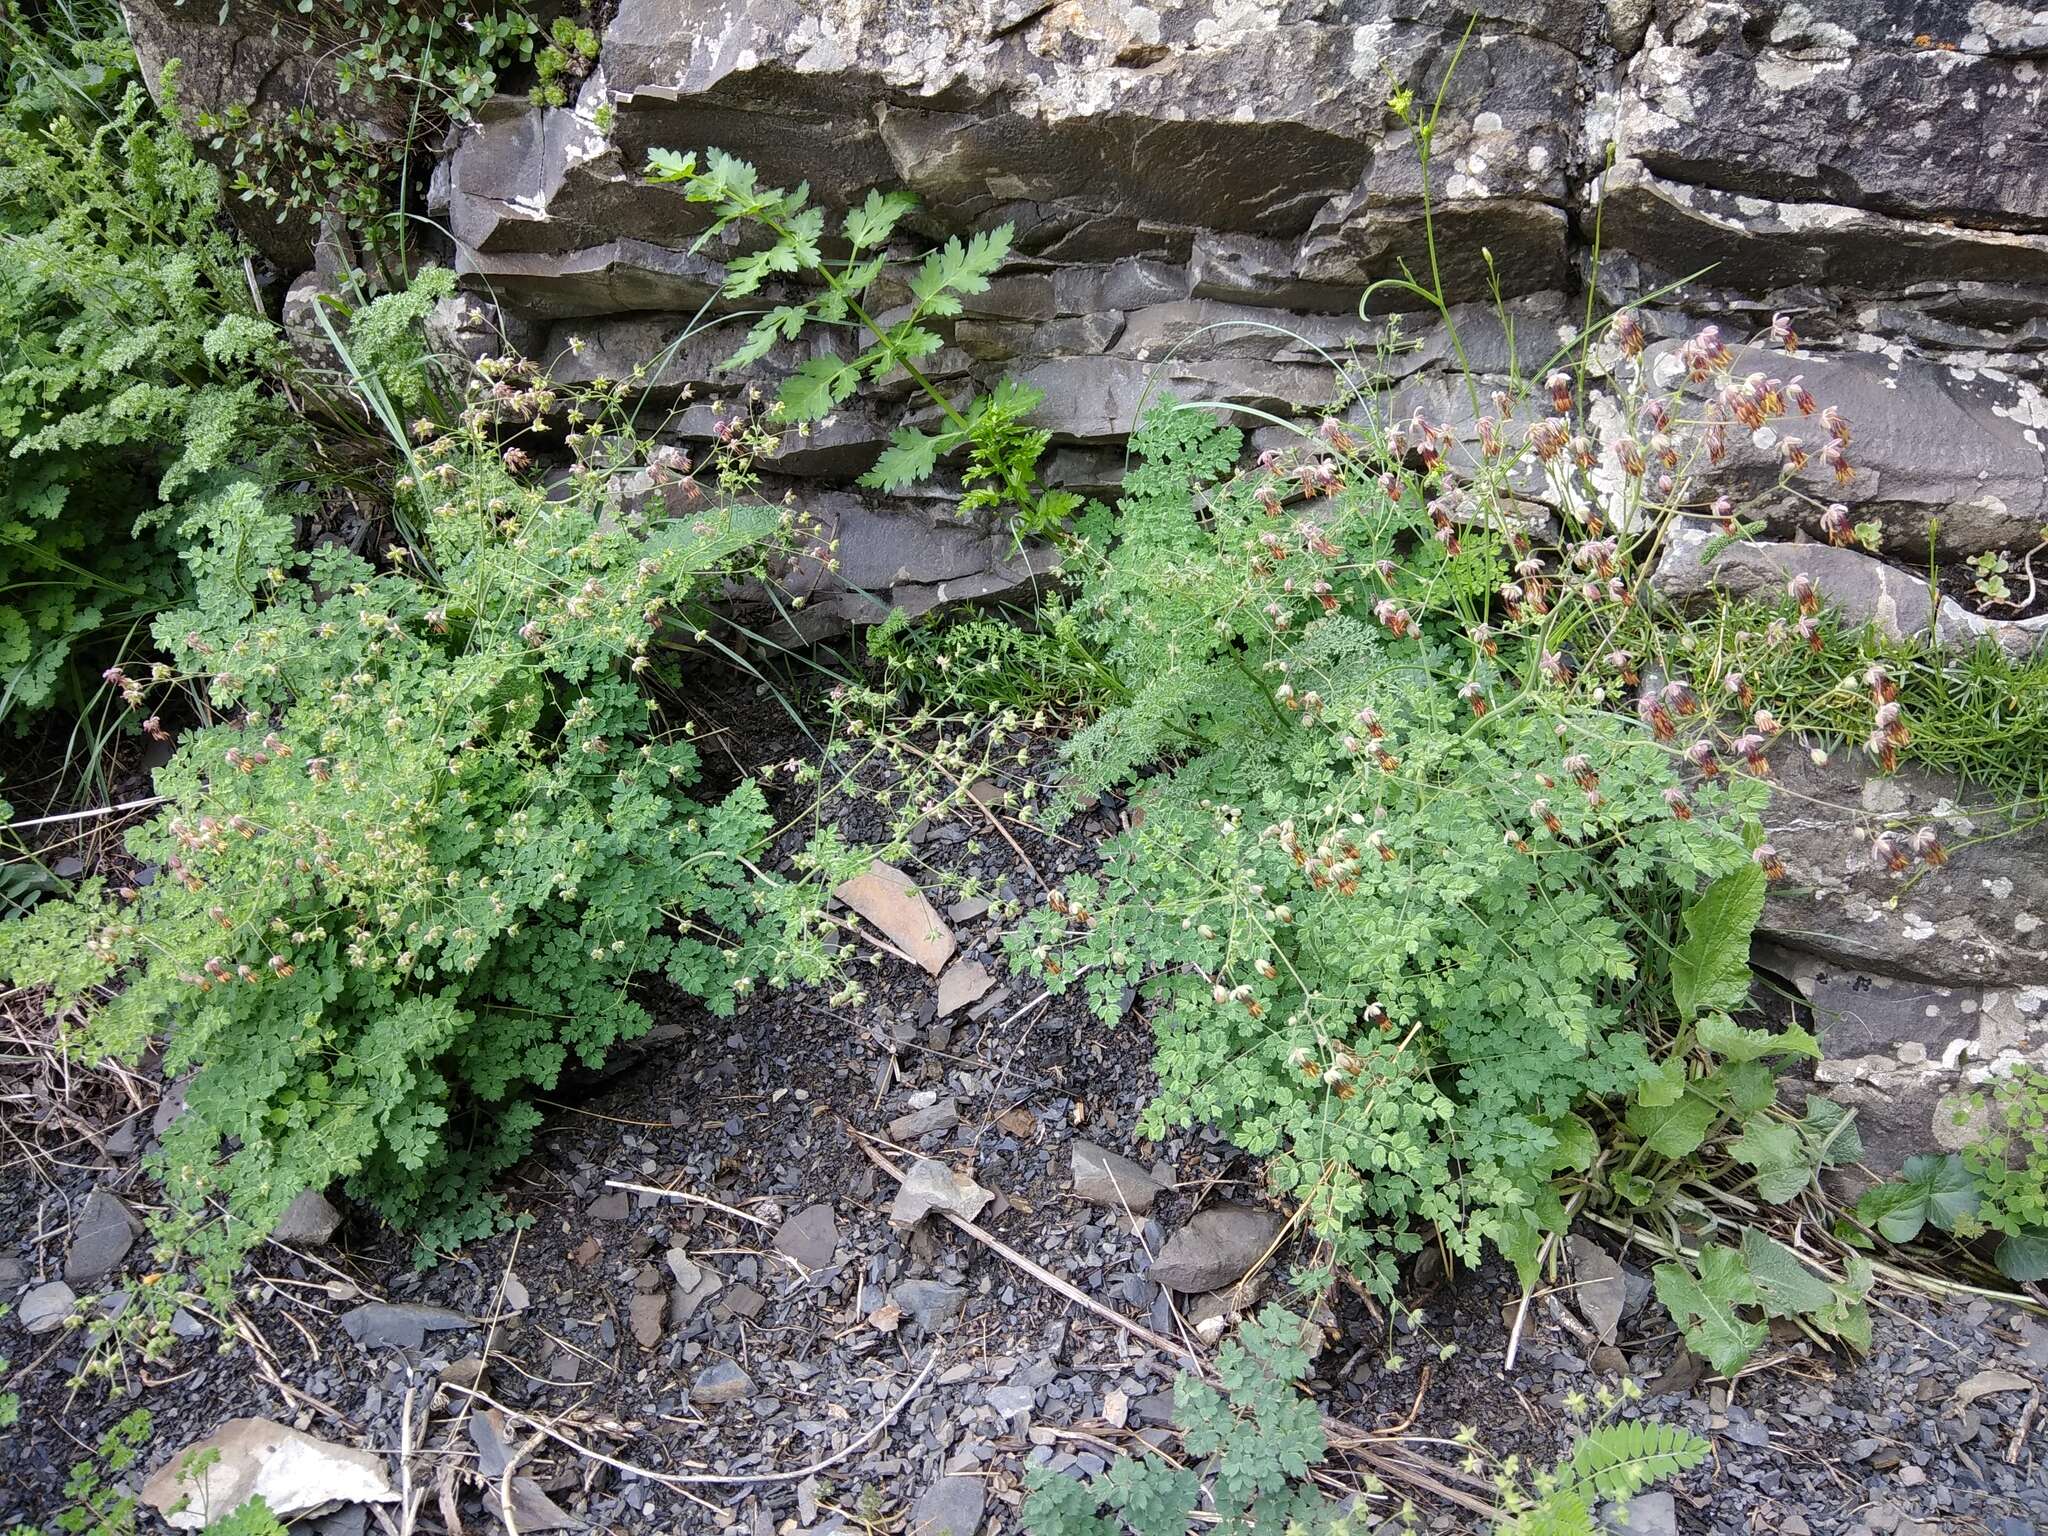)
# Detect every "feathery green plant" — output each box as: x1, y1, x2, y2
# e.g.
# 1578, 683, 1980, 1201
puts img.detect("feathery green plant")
0, 279, 832, 1321
0, 16, 291, 724
643, 147, 1081, 541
